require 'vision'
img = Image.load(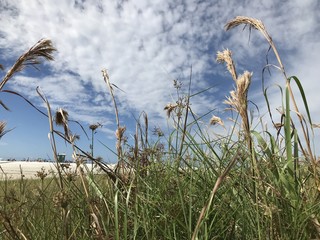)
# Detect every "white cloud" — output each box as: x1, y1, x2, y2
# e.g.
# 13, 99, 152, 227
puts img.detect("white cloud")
0, 0, 319, 158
